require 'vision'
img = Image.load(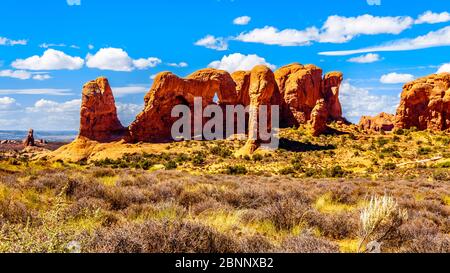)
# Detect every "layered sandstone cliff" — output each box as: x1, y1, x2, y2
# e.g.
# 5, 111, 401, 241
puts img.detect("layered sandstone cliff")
395, 73, 450, 131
